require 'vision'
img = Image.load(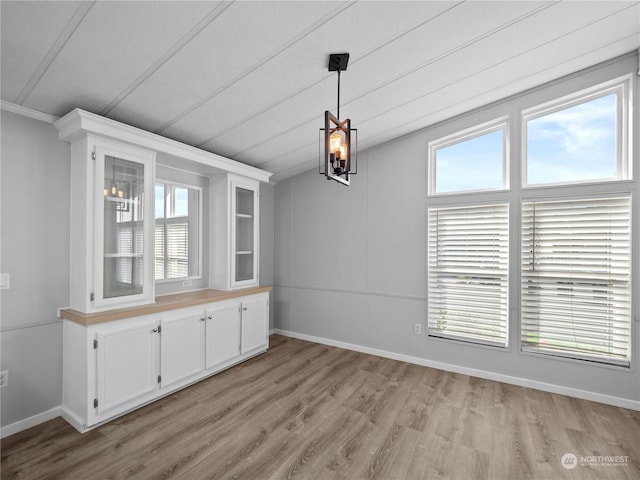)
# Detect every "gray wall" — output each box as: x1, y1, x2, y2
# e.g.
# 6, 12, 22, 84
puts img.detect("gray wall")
274, 53, 640, 406
1, 110, 69, 427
